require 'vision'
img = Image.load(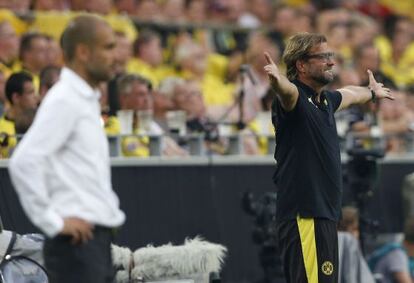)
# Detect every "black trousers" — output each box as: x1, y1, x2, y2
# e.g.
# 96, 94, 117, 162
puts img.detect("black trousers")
276, 217, 338, 283
43, 226, 115, 283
